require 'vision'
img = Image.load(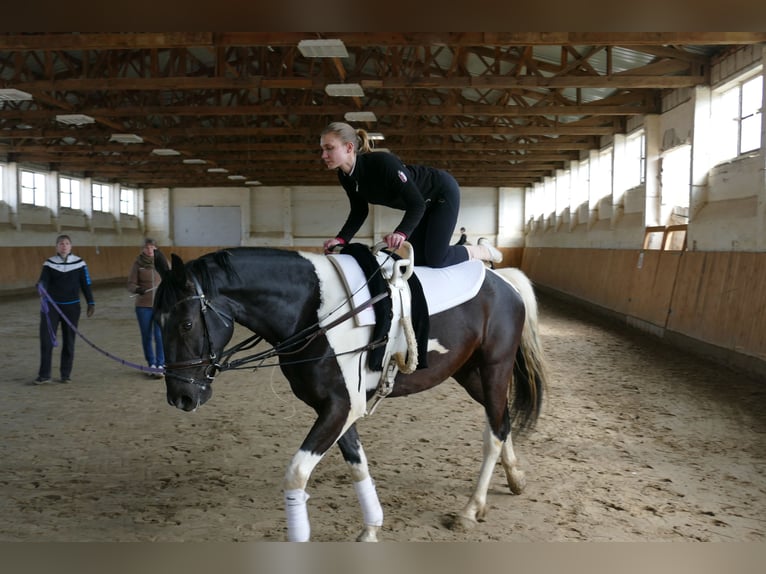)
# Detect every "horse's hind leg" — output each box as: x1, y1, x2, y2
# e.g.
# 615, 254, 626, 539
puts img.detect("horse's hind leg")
453, 420, 504, 530
337, 424, 383, 542
501, 432, 526, 495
